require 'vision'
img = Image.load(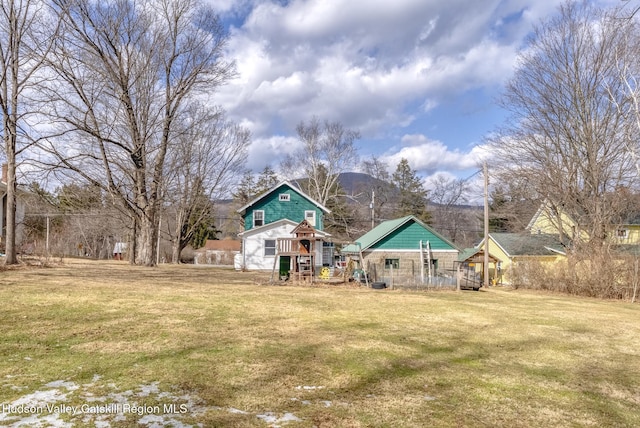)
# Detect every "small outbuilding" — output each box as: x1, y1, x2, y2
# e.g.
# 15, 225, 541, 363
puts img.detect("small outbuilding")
194, 238, 241, 265
341, 215, 459, 287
